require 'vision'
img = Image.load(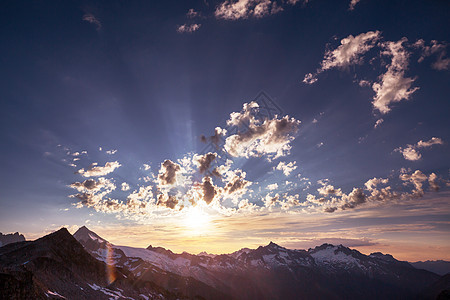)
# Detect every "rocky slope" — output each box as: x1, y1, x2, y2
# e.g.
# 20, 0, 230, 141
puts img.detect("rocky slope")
0, 228, 177, 299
